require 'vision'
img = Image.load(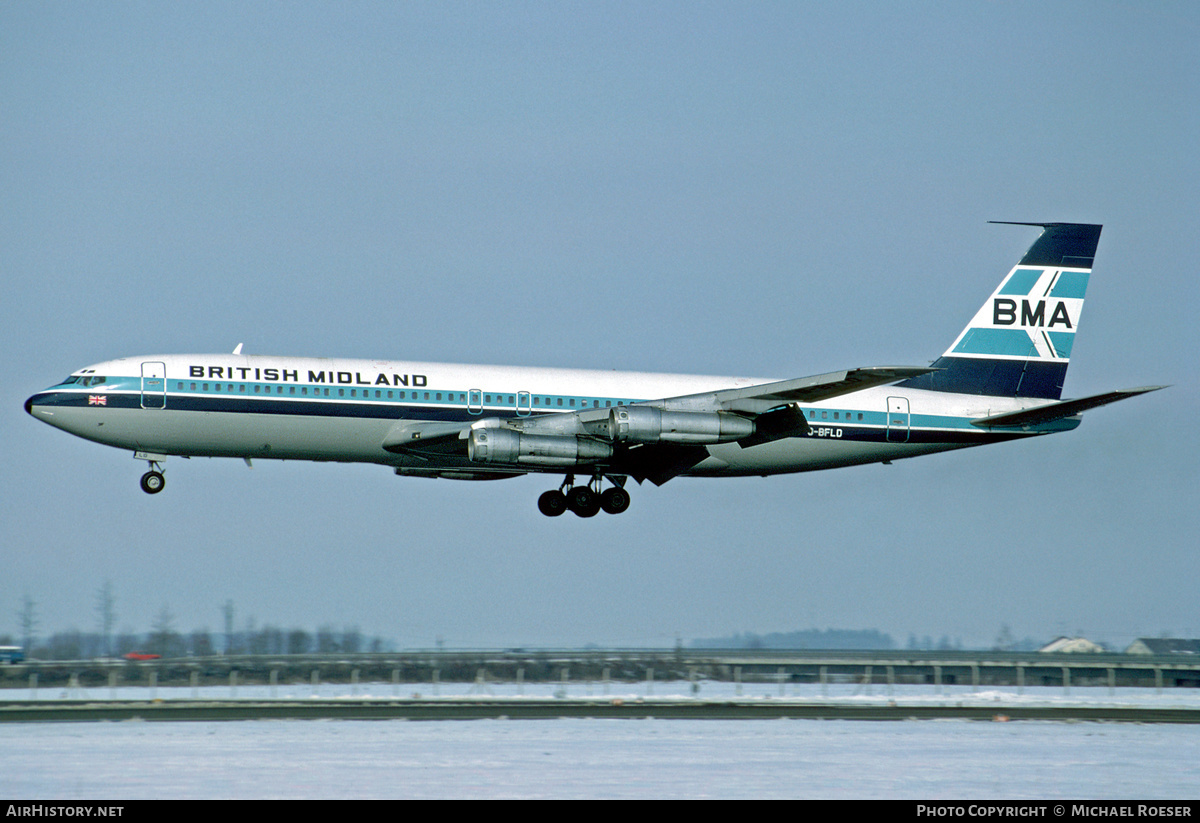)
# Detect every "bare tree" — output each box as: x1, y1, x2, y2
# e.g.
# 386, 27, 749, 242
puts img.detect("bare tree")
18, 594, 37, 655
95, 581, 117, 657
150, 604, 183, 657
223, 600, 235, 655
287, 629, 312, 655
190, 628, 215, 657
